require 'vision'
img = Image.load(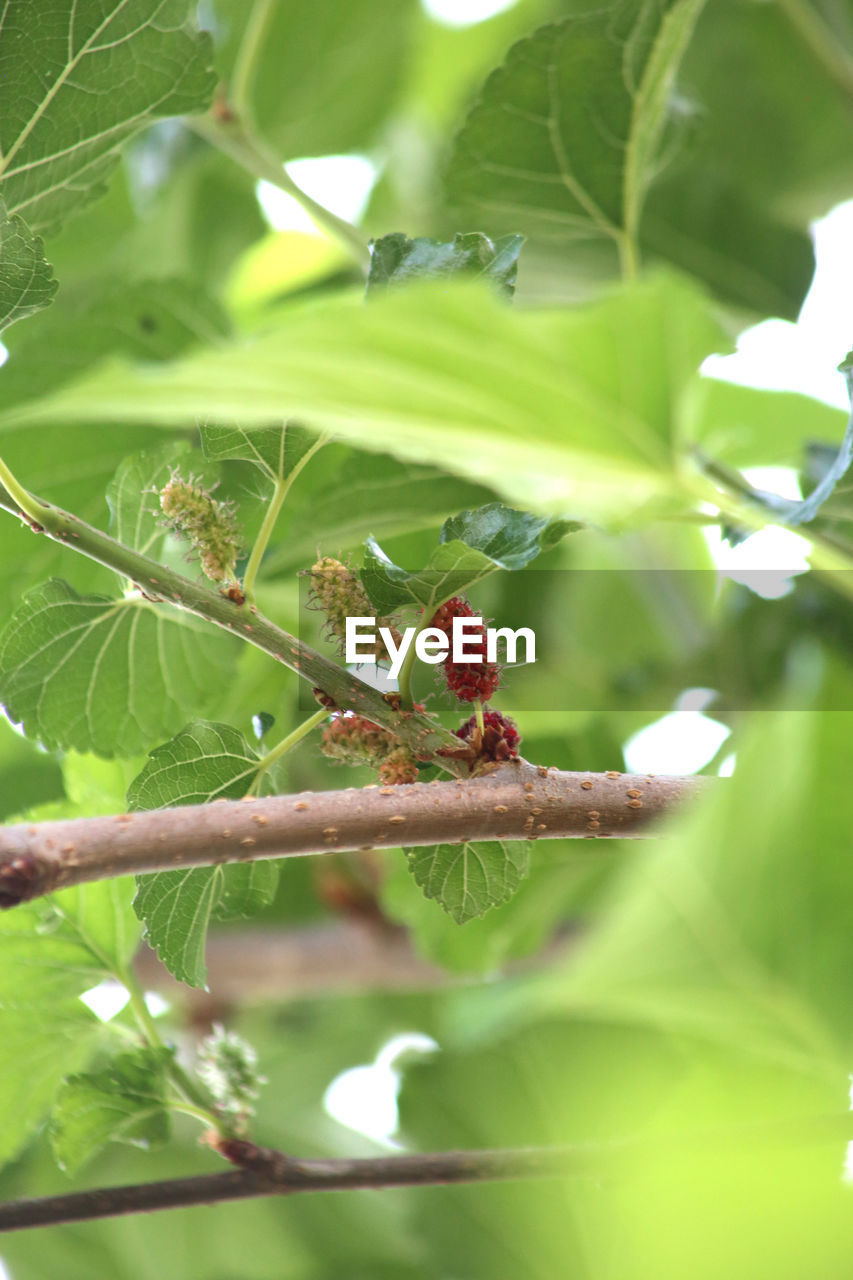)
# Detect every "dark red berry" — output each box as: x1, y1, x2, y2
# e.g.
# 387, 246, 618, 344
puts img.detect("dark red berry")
455, 710, 520, 761
429, 596, 477, 635
430, 596, 500, 702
